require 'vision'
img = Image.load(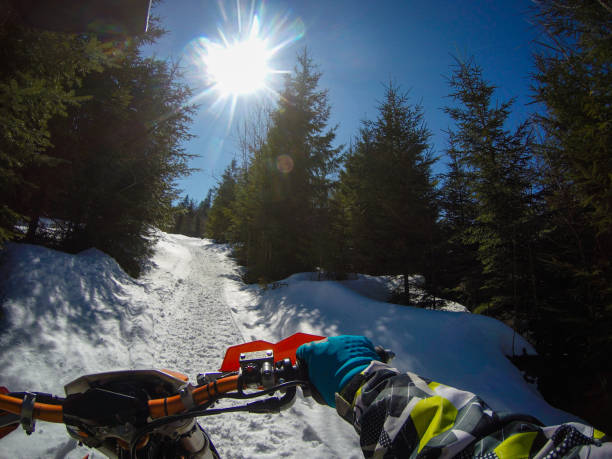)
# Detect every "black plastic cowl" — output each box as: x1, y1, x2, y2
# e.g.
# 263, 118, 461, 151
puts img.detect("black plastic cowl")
63, 388, 148, 427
